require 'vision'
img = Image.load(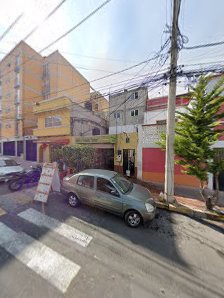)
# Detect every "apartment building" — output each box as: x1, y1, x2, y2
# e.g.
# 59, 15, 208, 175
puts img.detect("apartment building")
109, 87, 148, 134
0, 41, 91, 161
109, 87, 148, 177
